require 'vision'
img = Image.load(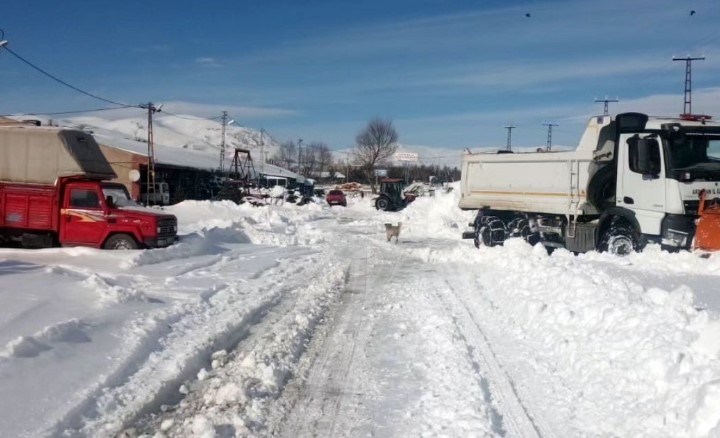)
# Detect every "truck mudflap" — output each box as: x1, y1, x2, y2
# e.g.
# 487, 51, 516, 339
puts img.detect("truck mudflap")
693, 190, 720, 252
